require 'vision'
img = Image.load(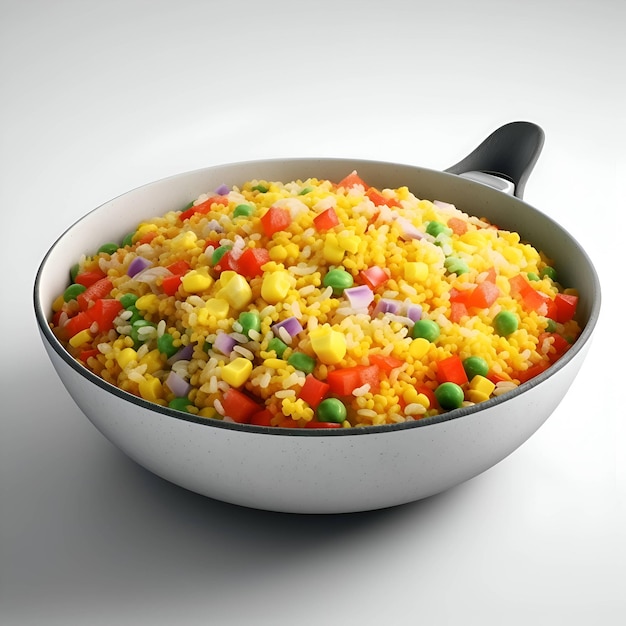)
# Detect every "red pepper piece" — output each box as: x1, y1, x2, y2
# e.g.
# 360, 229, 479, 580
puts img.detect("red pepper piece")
86, 298, 123, 332
249, 409, 274, 427
64, 311, 94, 338
436, 355, 469, 385
260, 206, 292, 237
221, 388, 263, 424
450, 301, 469, 323
237, 247, 270, 278
336, 171, 369, 189
180, 196, 228, 221
74, 269, 106, 288
326, 364, 380, 396
467, 281, 500, 309
313, 207, 340, 232
360, 266, 389, 290
447, 217, 468, 235
365, 187, 401, 207
368, 354, 404, 375
554, 293, 578, 323
77, 277, 113, 311
298, 375, 331, 409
